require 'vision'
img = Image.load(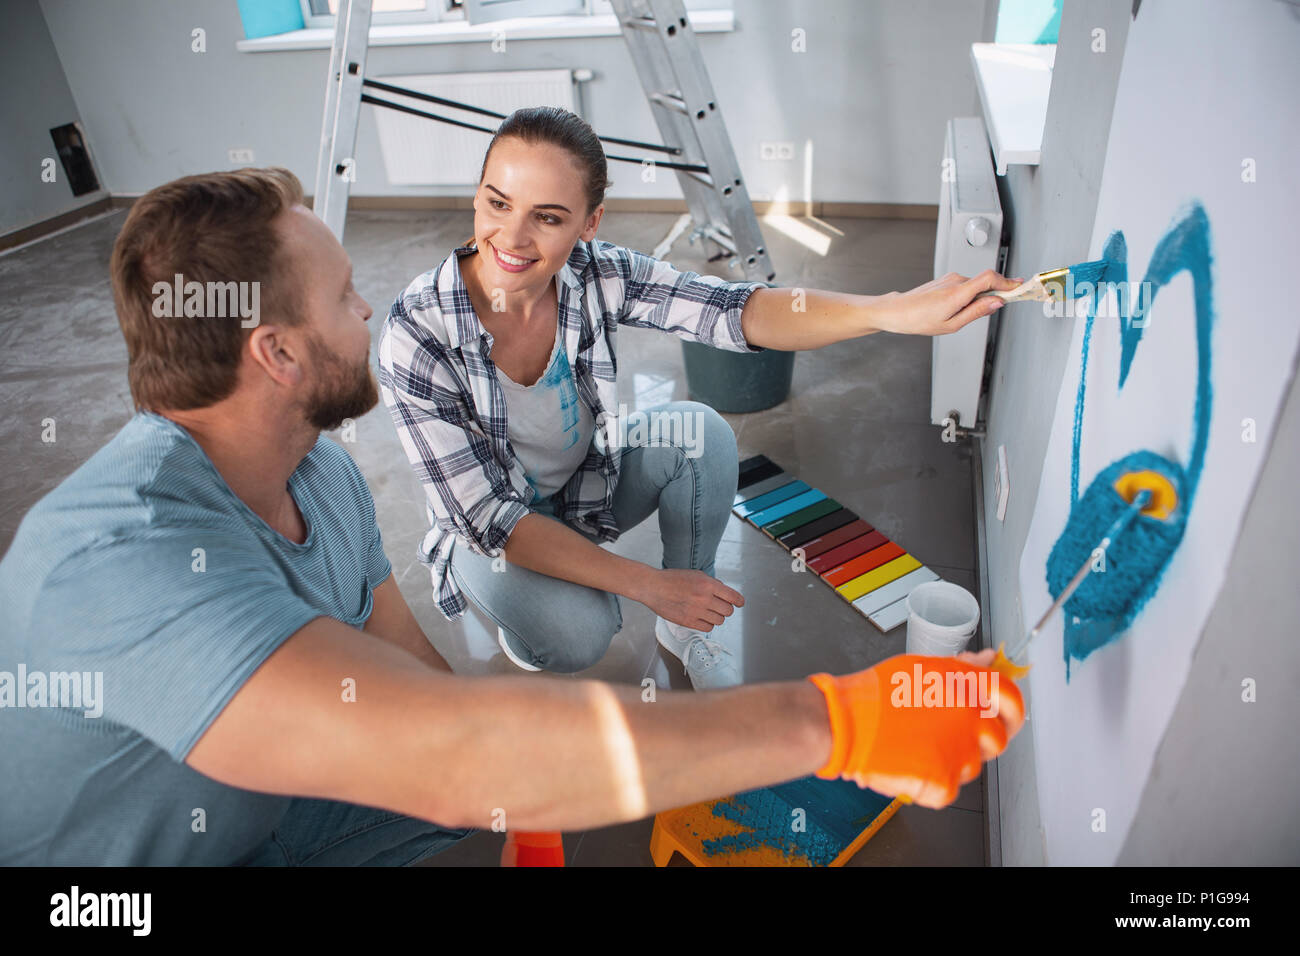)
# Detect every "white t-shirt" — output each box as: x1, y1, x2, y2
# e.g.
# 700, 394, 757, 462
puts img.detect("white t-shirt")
496, 324, 596, 501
